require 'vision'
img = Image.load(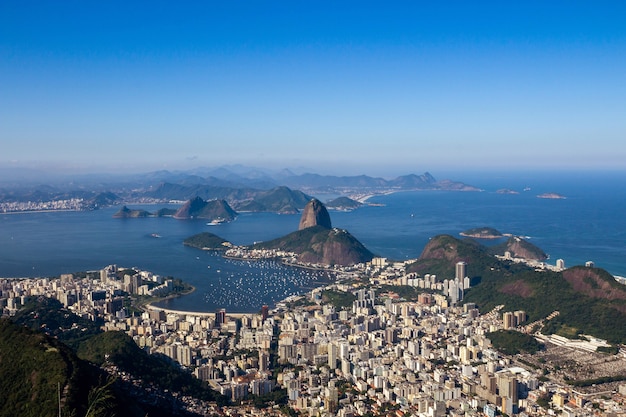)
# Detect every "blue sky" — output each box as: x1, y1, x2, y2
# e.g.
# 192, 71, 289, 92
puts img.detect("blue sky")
1, 1, 625, 176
